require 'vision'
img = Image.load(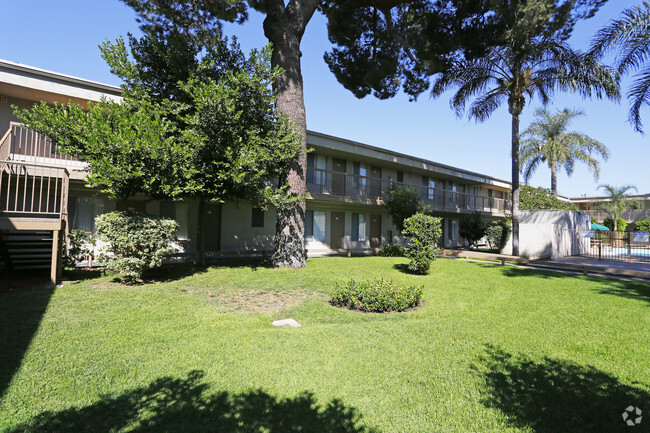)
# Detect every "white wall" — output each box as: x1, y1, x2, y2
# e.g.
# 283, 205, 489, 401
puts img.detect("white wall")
504, 210, 590, 258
